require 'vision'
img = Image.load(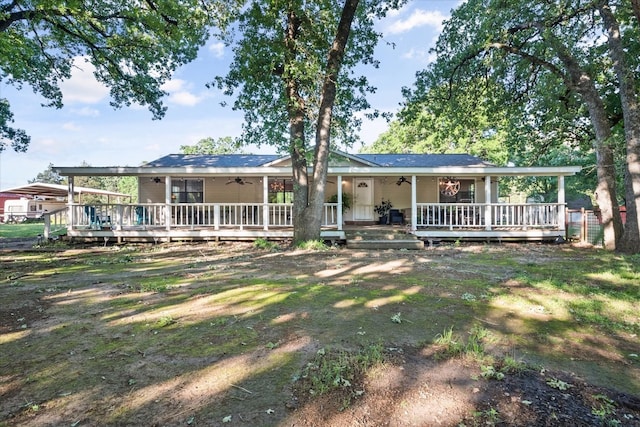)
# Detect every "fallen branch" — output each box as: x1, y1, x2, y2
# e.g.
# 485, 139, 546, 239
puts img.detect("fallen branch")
231, 384, 253, 394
